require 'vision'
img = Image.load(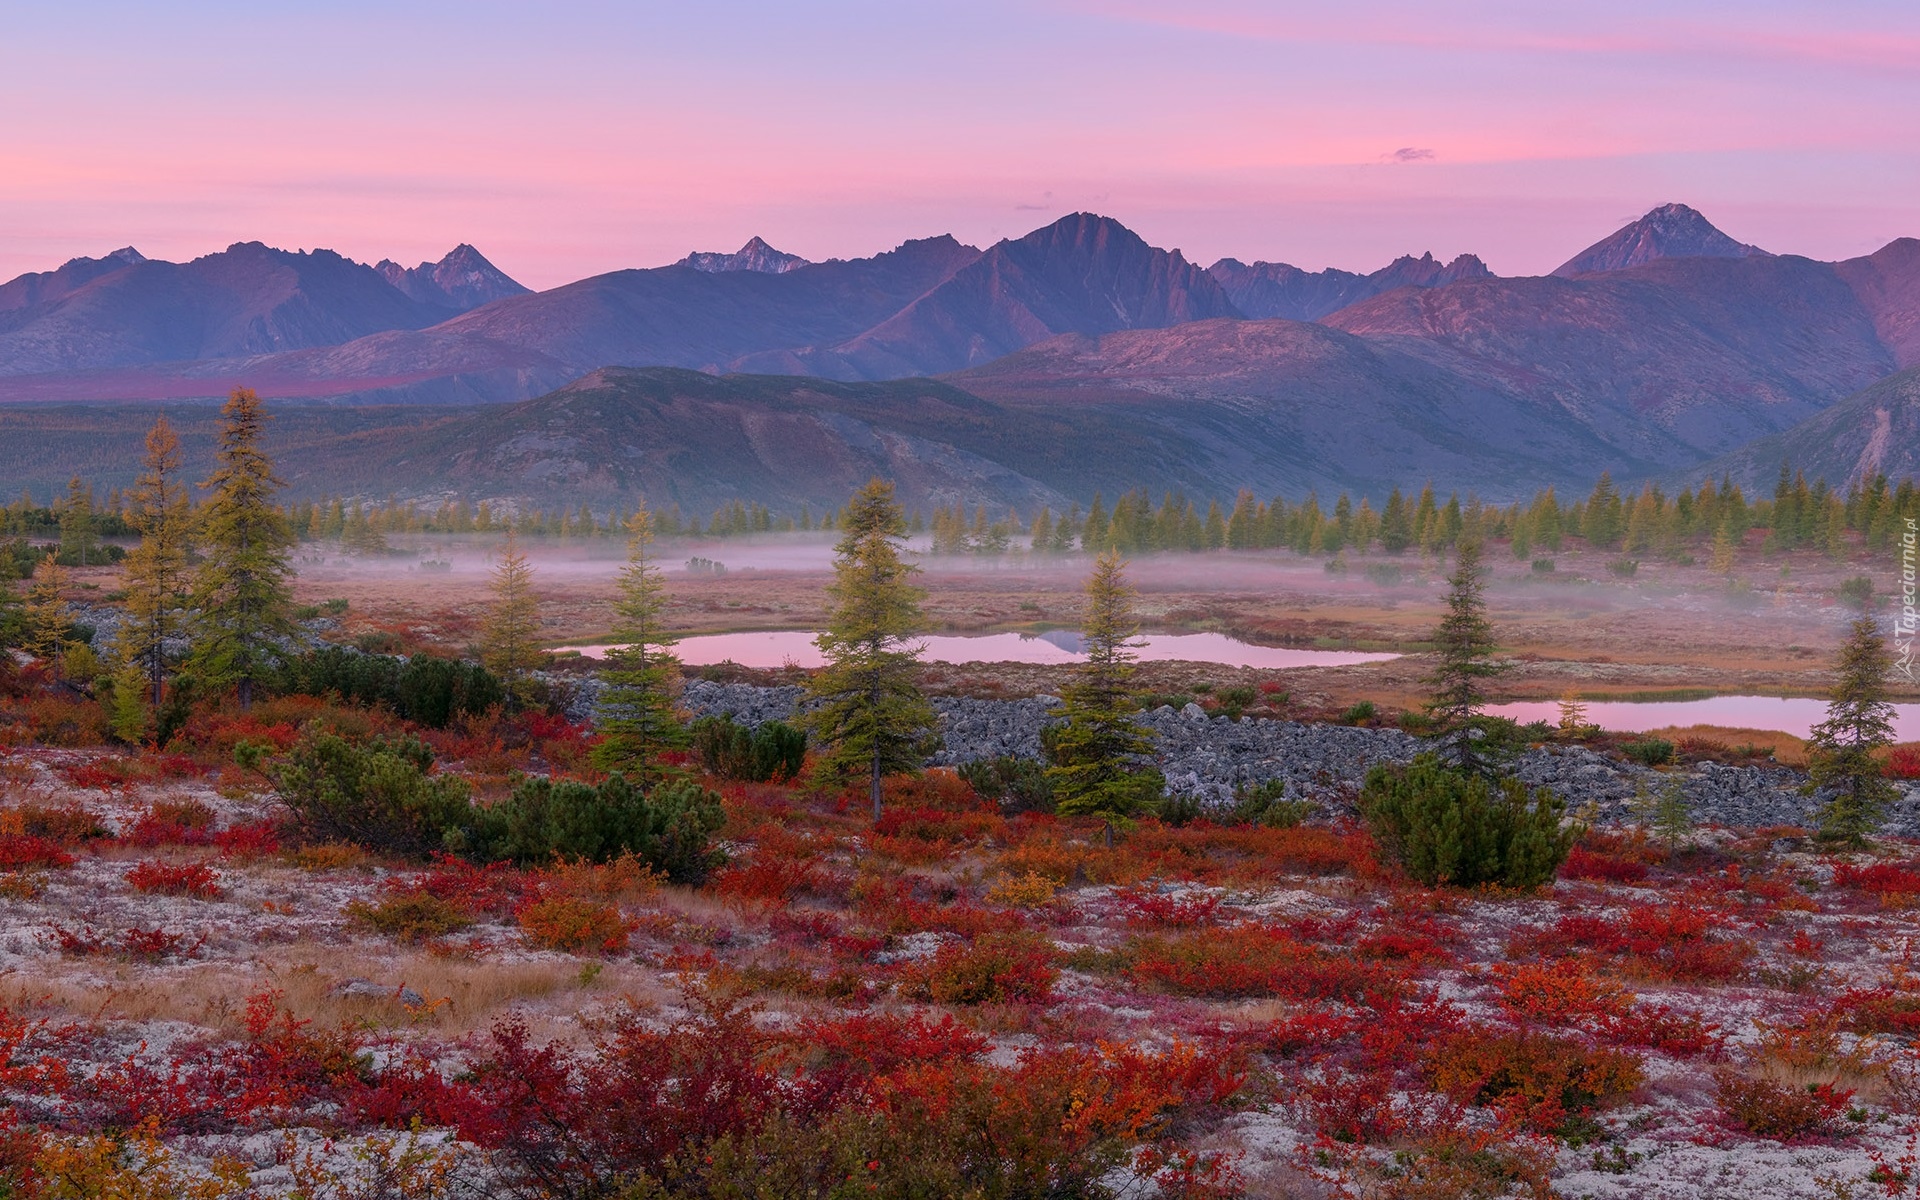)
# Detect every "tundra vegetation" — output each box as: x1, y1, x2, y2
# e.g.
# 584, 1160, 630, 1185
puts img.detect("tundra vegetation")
6, 399, 1920, 1196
